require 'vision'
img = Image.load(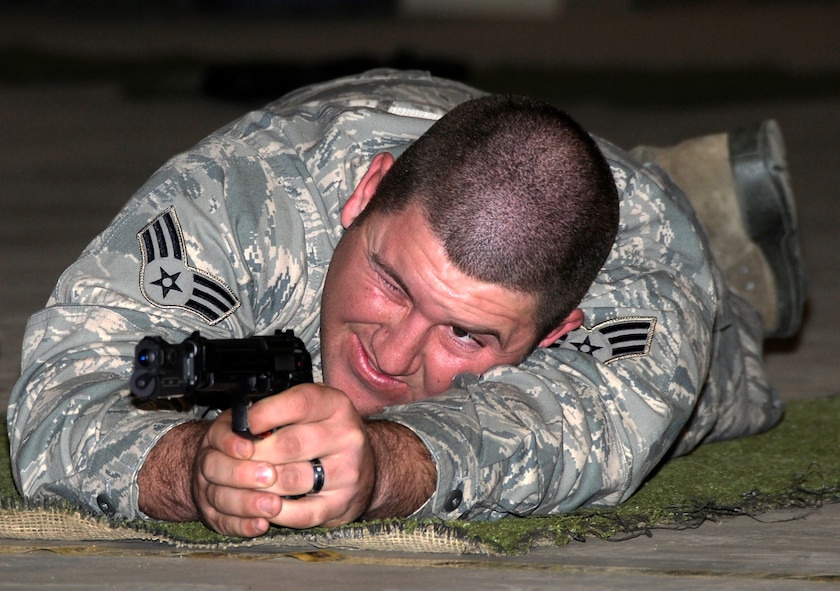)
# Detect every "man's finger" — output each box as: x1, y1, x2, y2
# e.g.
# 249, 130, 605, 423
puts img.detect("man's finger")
268, 460, 326, 498
204, 410, 255, 460
199, 448, 277, 489
267, 495, 332, 530
247, 383, 343, 434
250, 407, 367, 465
203, 504, 273, 538
203, 483, 282, 523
